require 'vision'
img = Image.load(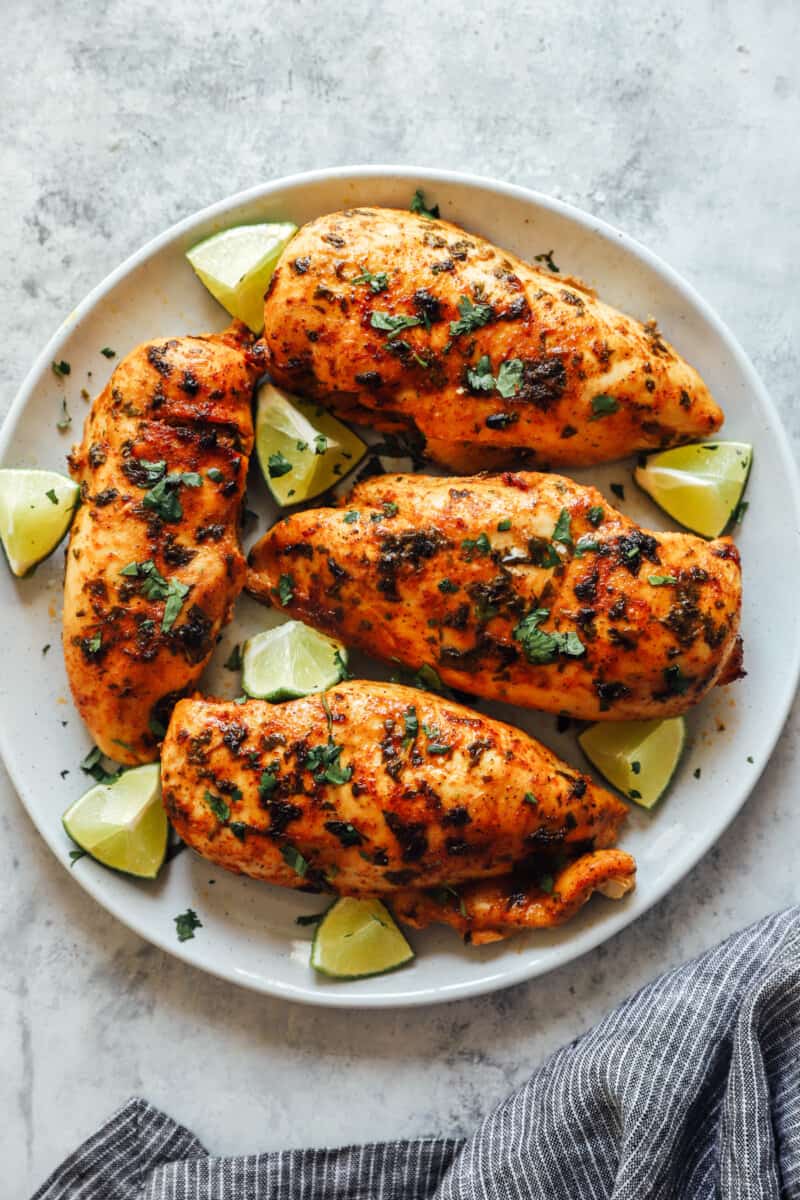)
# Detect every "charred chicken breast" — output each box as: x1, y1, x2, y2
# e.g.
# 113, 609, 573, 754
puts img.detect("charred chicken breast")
247, 471, 743, 722
261, 206, 722, 471
63, 322, 261, 763
162, 681, 635, 941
